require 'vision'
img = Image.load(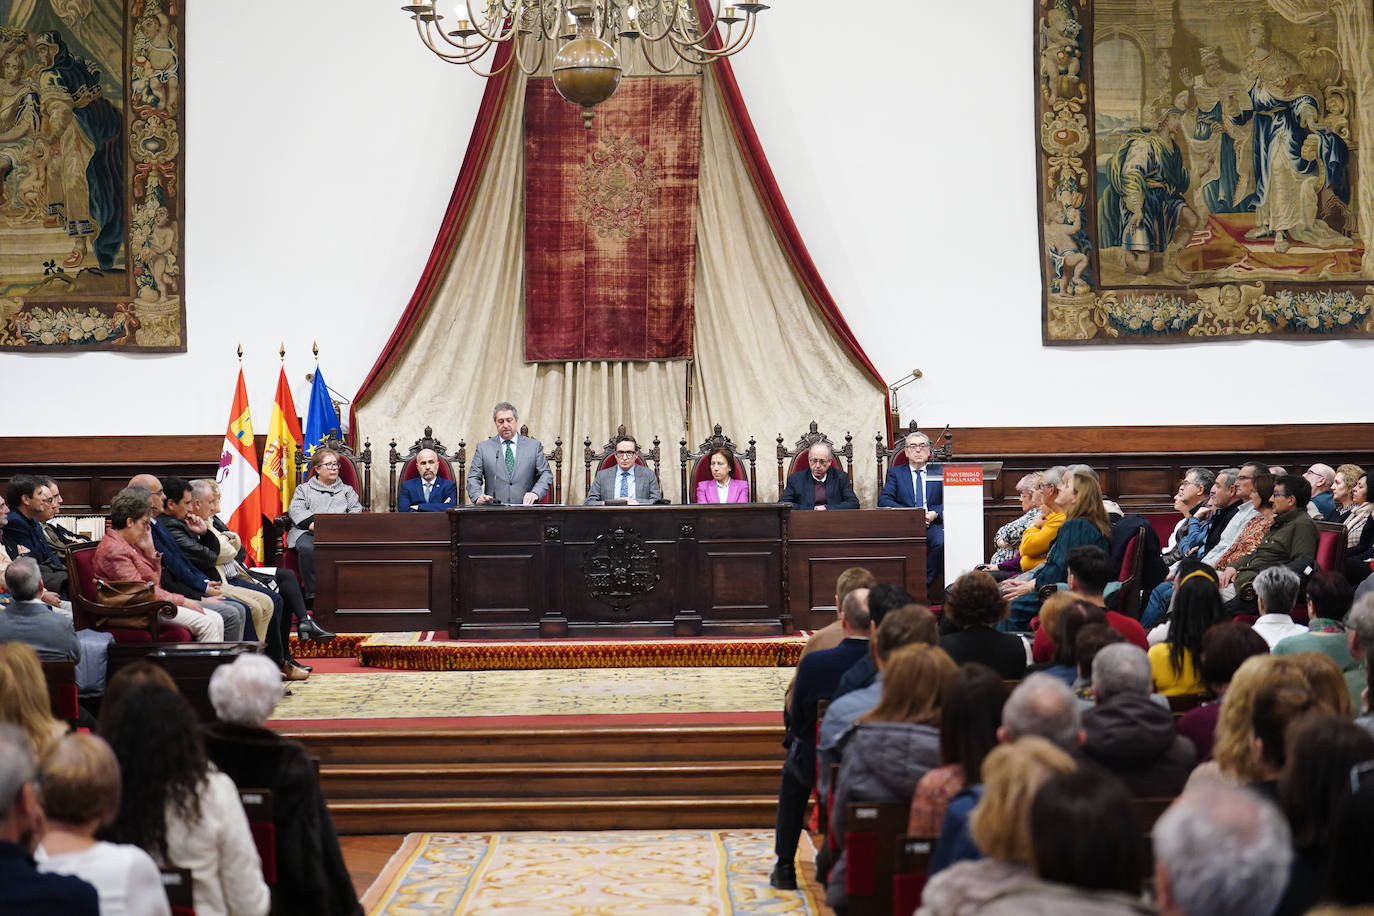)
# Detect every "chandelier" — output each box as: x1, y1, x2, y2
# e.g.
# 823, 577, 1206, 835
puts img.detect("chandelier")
401, 0, 769, 122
